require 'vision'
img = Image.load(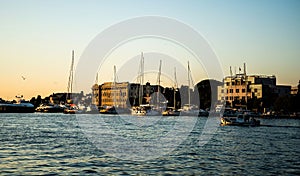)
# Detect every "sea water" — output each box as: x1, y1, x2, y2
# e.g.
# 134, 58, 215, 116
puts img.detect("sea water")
0, 113, 299, 175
